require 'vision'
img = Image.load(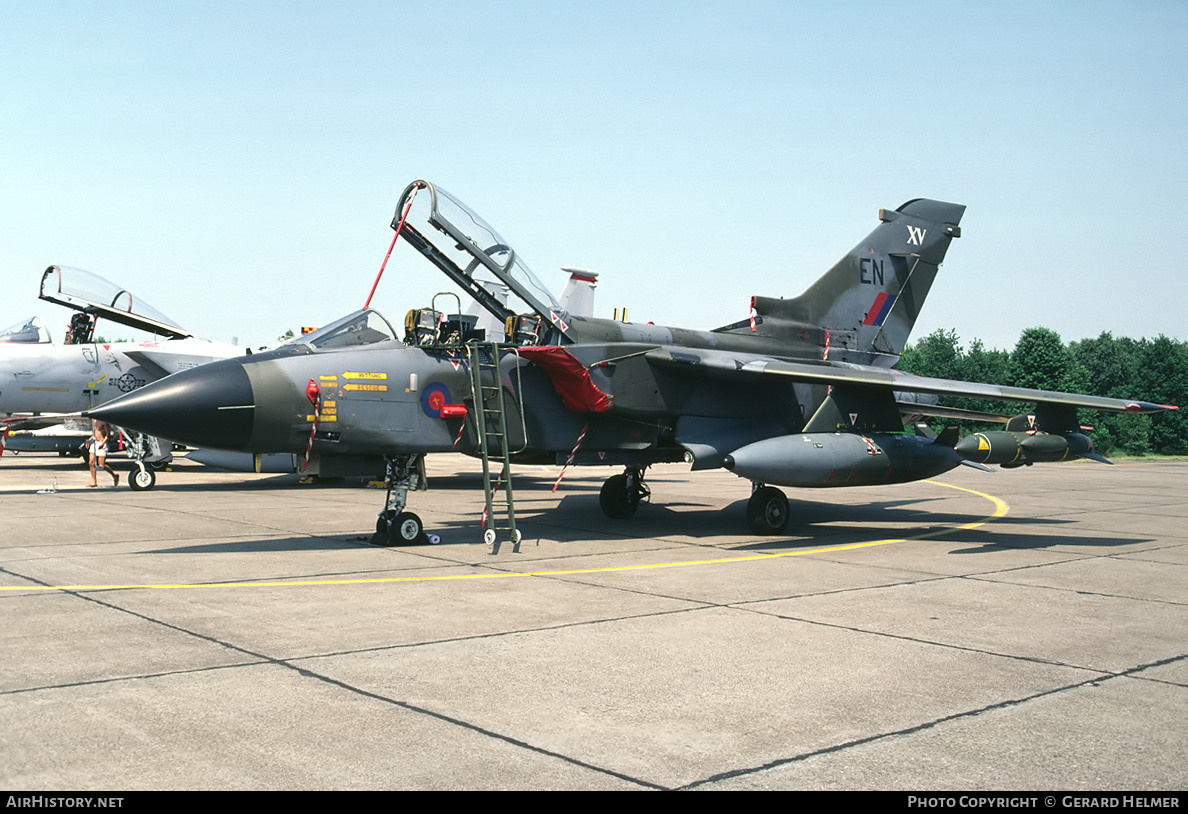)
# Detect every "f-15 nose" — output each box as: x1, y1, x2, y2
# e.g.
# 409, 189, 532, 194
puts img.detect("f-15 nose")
85, 358, 255, 451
